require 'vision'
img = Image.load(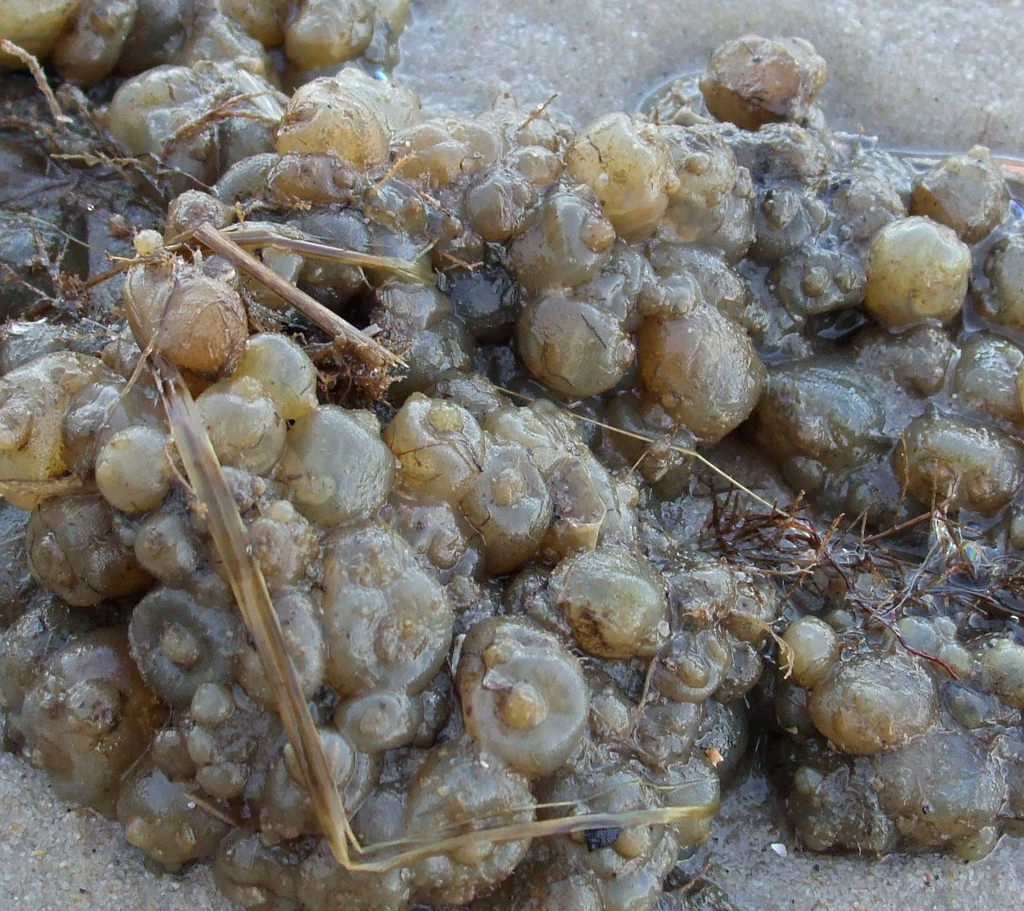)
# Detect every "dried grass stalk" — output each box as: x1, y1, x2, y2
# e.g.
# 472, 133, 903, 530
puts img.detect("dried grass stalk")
0, 39, 70, 125
350, 802, 719, 873
219, 223, 436, 286
0, 475, 91, 502
148, 351, 355, 864
192, 223, 406, 372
